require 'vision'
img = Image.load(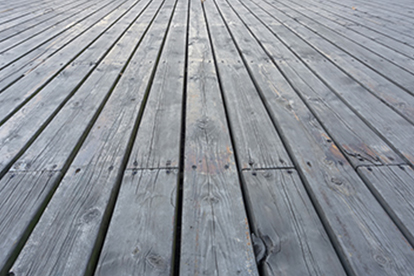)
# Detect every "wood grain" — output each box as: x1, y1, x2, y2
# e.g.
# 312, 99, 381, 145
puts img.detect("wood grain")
96, 169, 178, 276
242, 169, 345, 276
180, 0, 258, 274
0, 171, 61, 275
10, 1, 177, 275
203, 0, 292, 170
126, 0, 187, 170
358, 165, 414, 245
